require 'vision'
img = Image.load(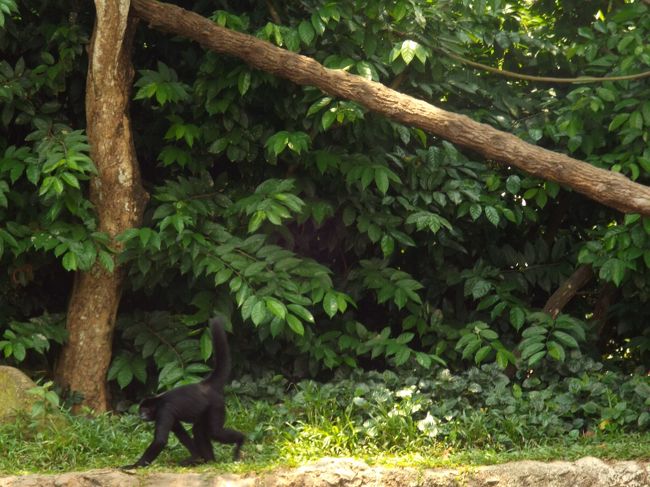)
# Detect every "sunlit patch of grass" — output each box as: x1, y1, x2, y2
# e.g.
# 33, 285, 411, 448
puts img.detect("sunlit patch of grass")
1, 368, 648, 474
1, 410, 648, 474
